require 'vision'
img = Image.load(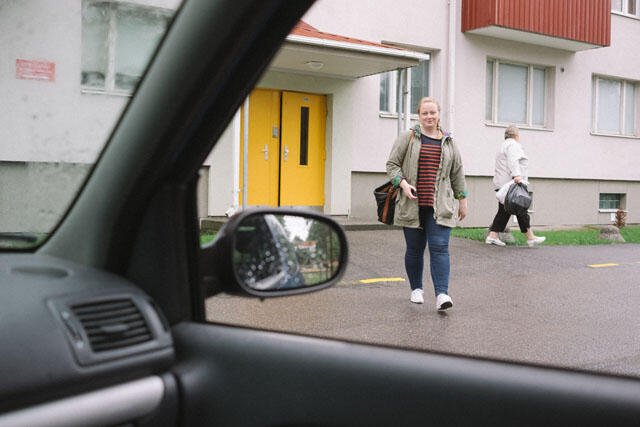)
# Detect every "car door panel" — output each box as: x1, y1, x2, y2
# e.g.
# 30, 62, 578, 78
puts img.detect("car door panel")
173, 322, 640, 426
